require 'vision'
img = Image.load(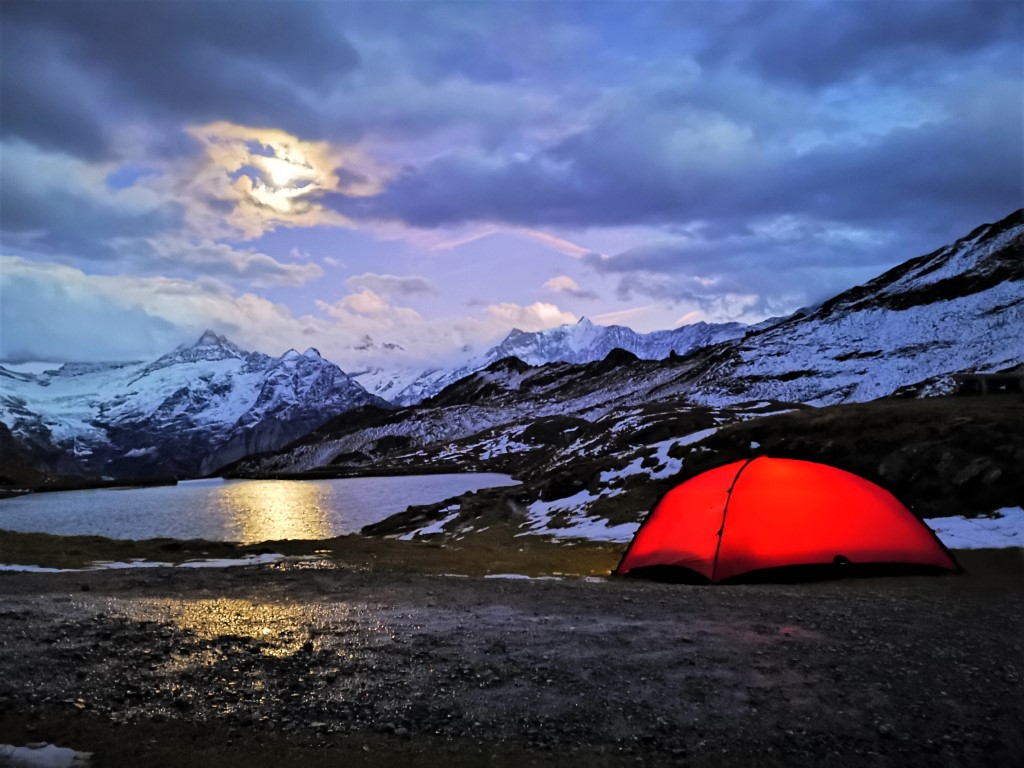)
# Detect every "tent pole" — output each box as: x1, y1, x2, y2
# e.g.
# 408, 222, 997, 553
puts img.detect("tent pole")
710, 457, 757, 583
